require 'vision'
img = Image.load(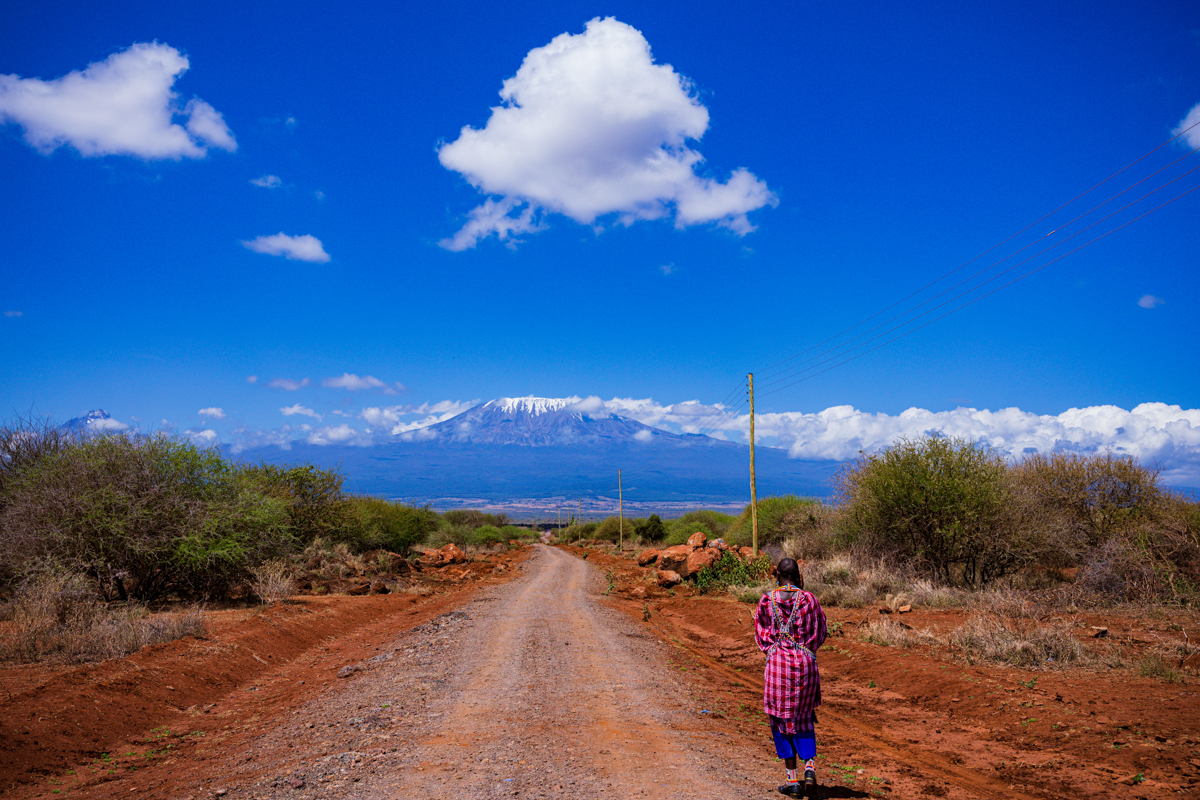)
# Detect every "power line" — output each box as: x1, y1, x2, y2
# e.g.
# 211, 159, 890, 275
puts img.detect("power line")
759, 180, 1200, 398
756, 117, 1200, 382
758, 157, 1200, 391
688, 378, 748, 436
